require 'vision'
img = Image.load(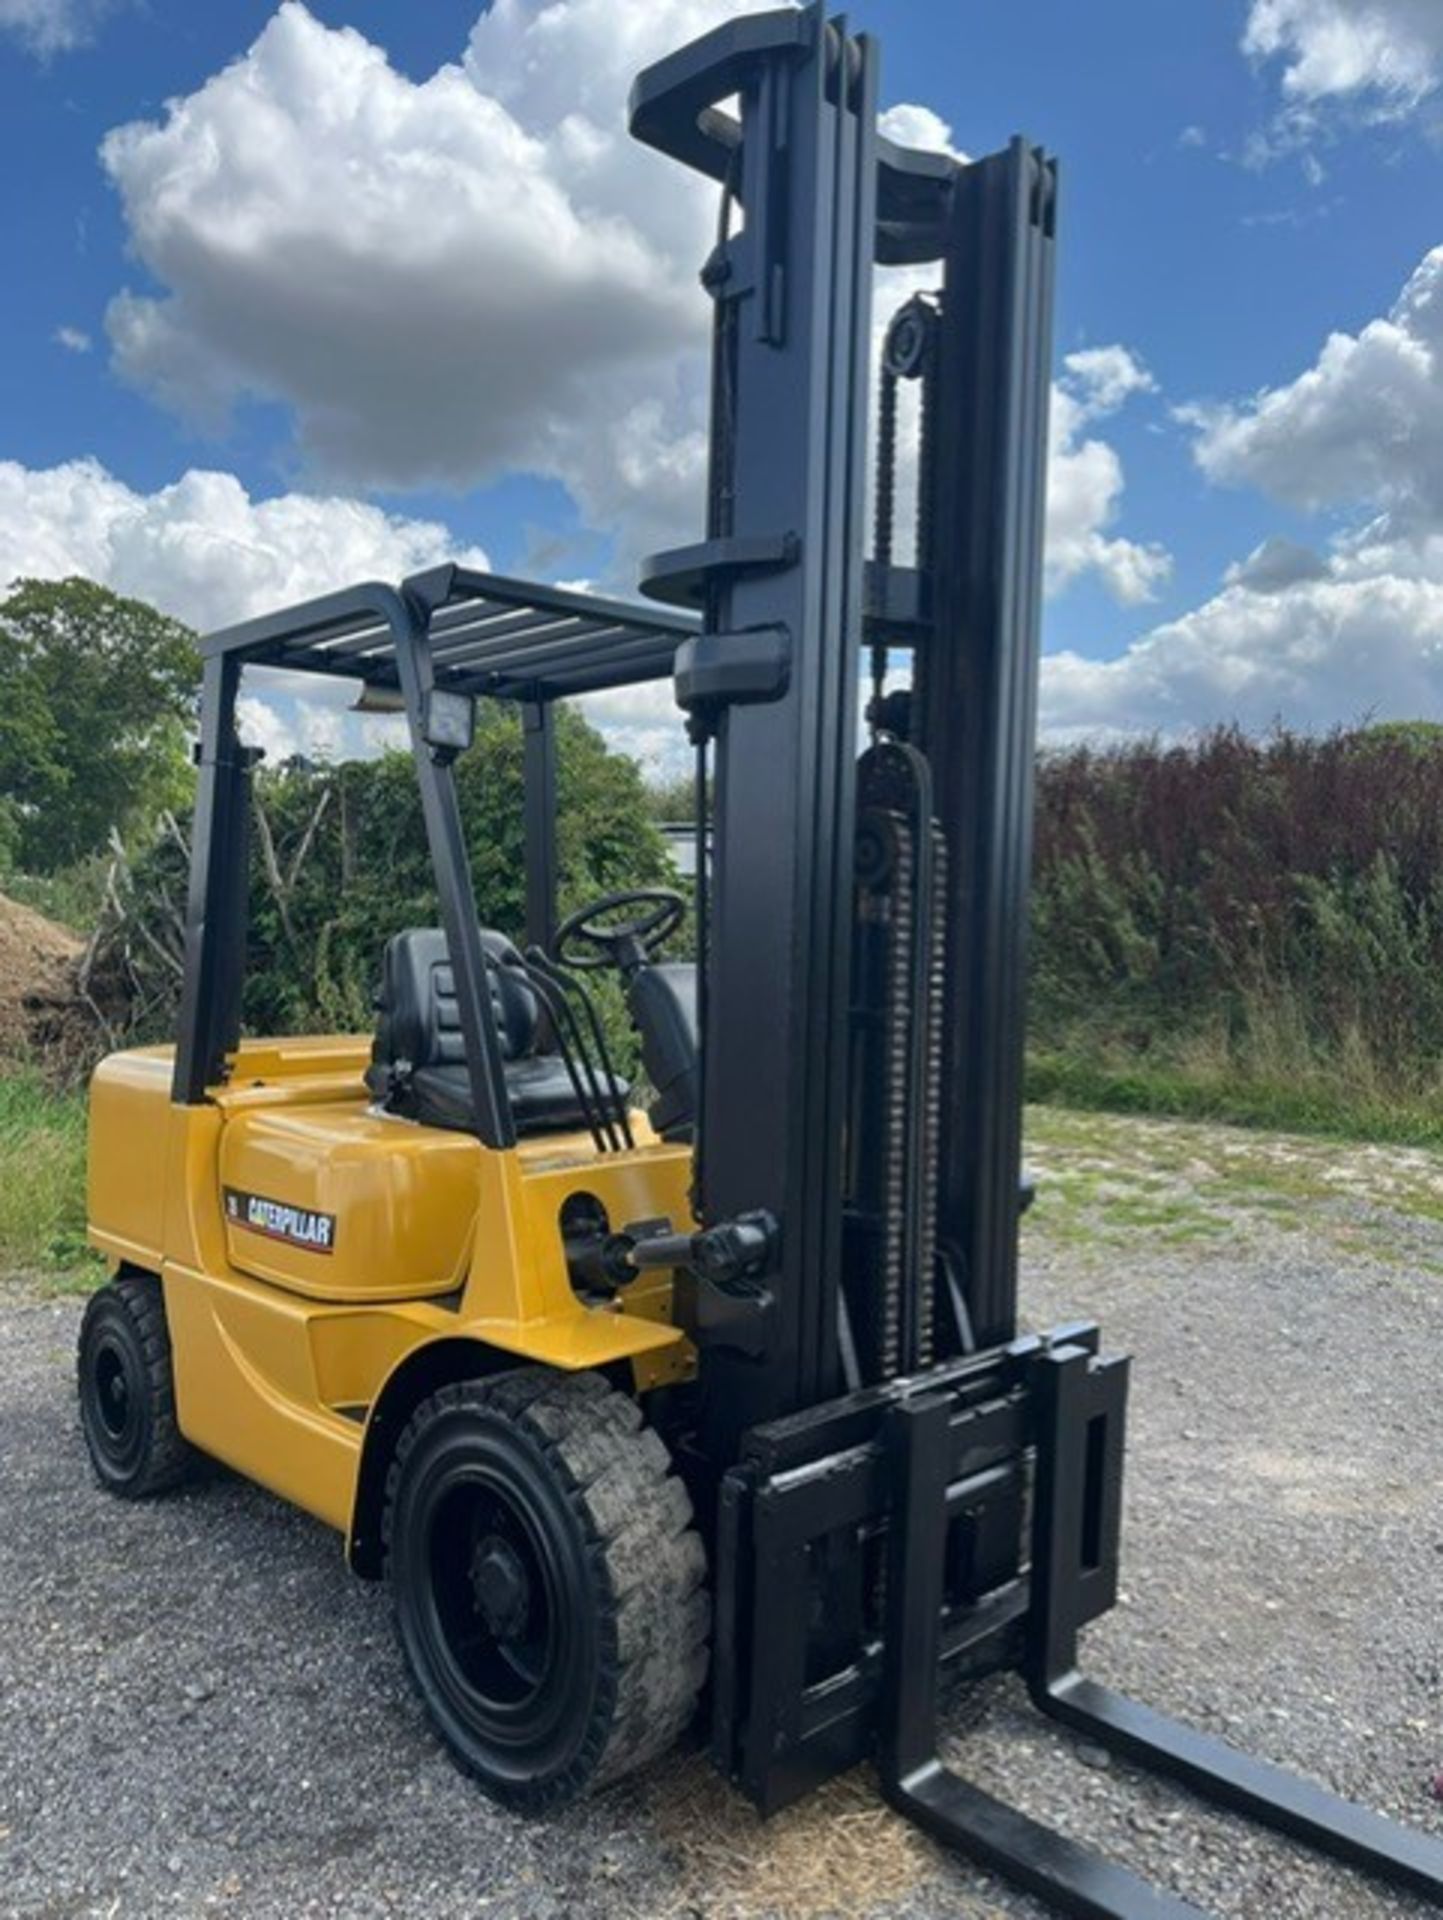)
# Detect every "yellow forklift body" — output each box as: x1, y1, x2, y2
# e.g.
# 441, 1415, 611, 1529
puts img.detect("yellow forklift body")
87, 1038, 695, 1534
219, 1102, 479, 1301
